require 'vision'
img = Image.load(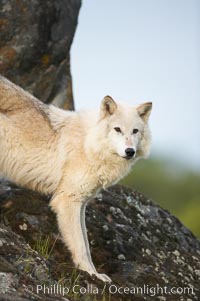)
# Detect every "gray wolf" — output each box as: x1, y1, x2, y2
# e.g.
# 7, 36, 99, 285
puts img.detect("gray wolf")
0, 75, 152, 282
